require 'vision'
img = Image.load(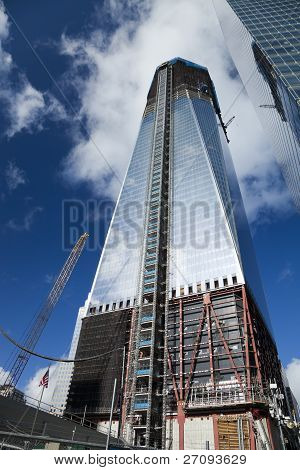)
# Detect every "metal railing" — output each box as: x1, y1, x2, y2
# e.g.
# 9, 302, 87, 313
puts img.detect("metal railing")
1, 389, 119, 439
186, 383, 268, 409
